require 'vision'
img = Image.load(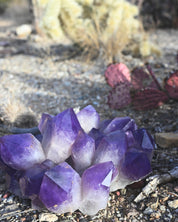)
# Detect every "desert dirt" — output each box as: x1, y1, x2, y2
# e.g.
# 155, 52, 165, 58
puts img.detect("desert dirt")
0, 1, 177, 222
